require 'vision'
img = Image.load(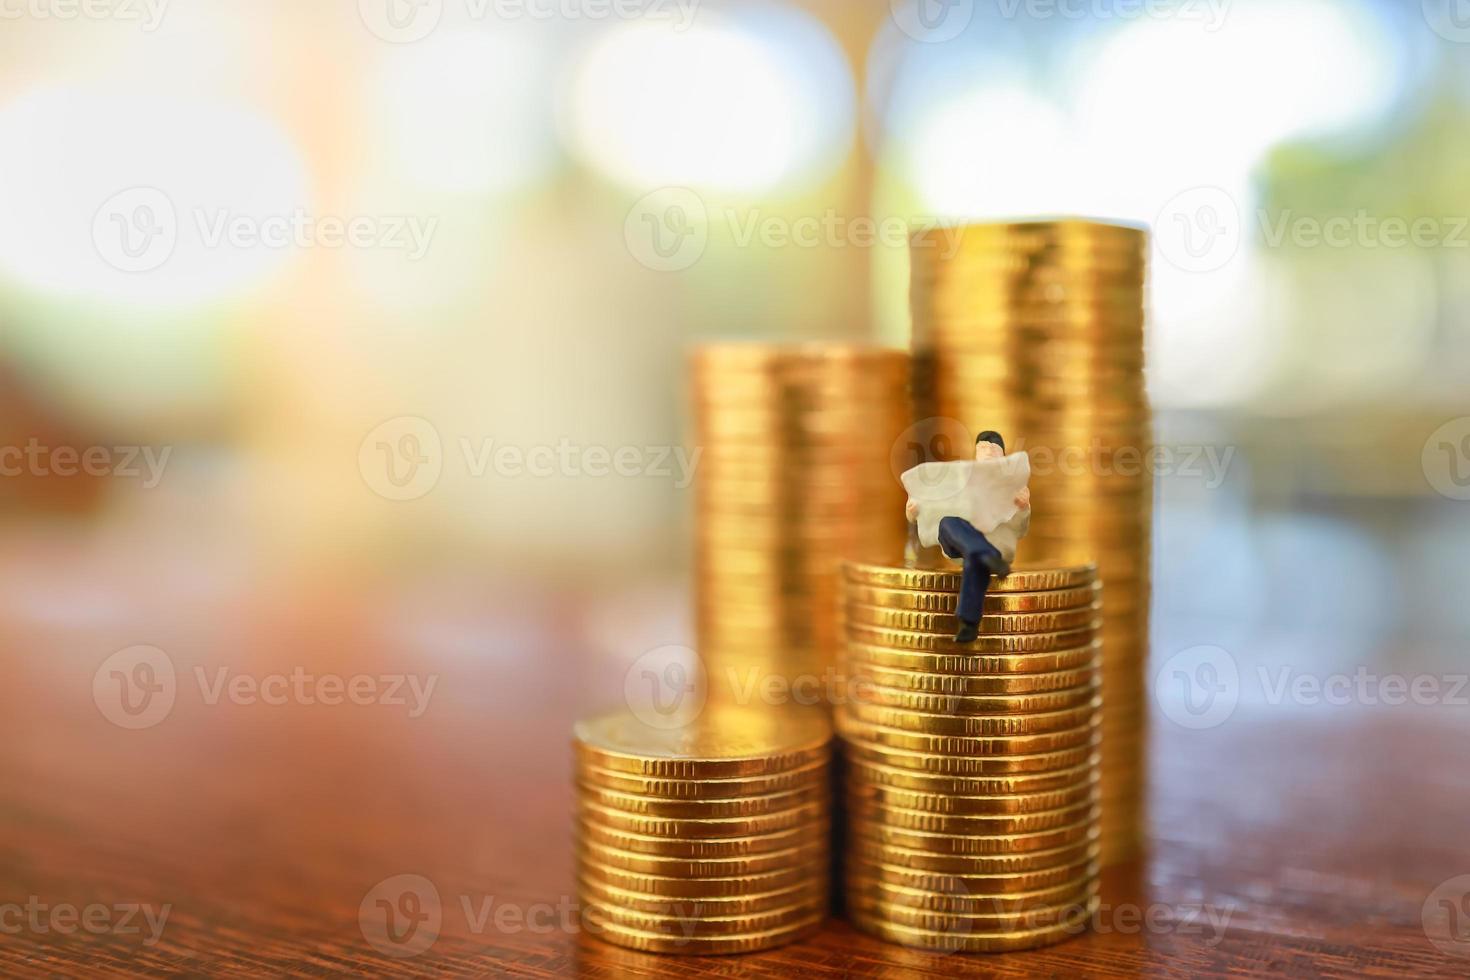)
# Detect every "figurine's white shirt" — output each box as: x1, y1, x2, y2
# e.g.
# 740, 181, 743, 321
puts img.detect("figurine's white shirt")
902, 453, 1031, 549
